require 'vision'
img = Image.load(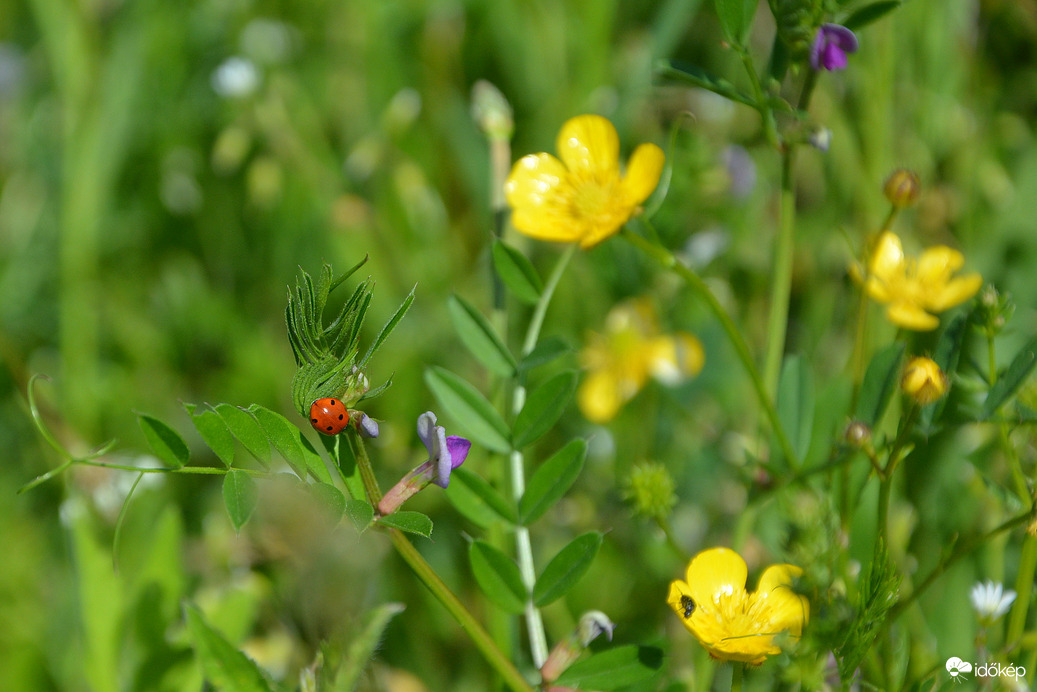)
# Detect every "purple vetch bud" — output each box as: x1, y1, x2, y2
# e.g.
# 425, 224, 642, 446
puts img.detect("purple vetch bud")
377, 412, 471, 515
